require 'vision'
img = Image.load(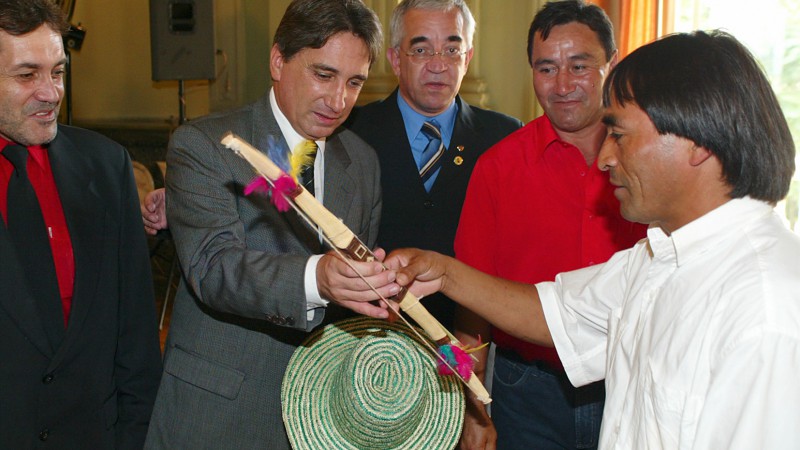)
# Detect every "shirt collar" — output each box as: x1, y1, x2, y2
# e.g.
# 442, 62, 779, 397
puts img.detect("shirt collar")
534, 115, 573, 158
269, 88, 325, 155
396, 92, 459, 146
648, 197, 774, 266
1, 137, 48, 170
